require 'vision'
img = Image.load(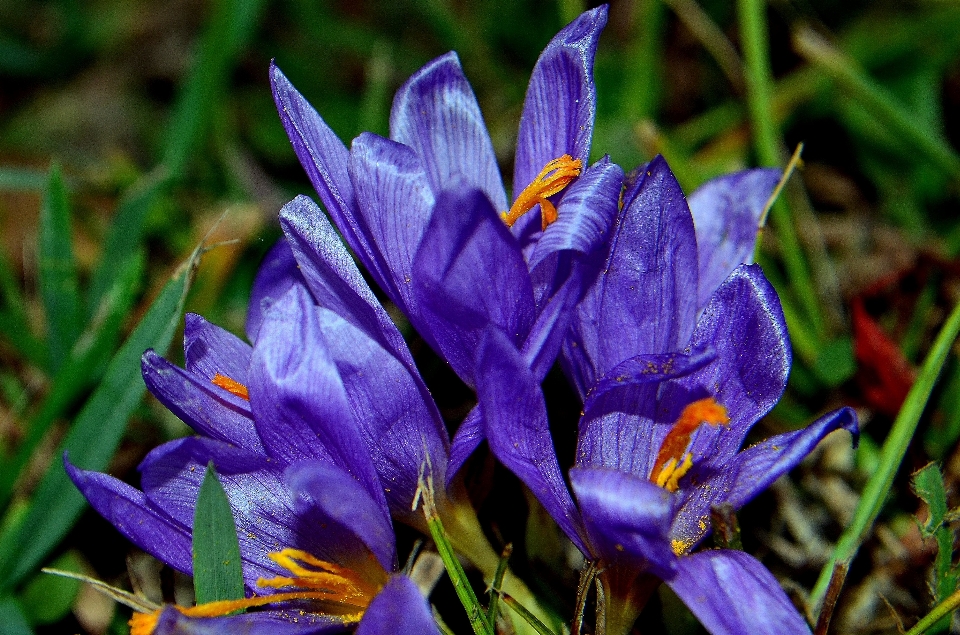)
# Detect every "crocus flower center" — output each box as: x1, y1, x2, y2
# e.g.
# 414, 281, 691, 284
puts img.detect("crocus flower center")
650, 398, 729, 493
129, 548, 381, 635
501, 154, 582, 230
211, 372, 249, 400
